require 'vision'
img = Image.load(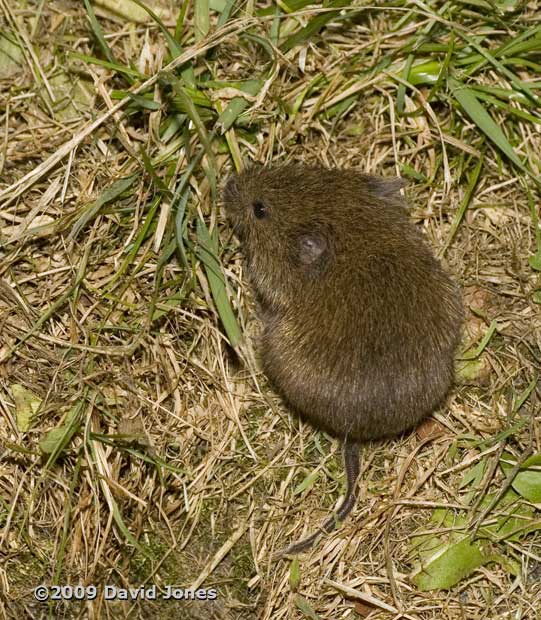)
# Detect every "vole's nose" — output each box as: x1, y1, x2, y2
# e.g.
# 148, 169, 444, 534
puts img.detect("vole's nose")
223, 174, 239, 204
